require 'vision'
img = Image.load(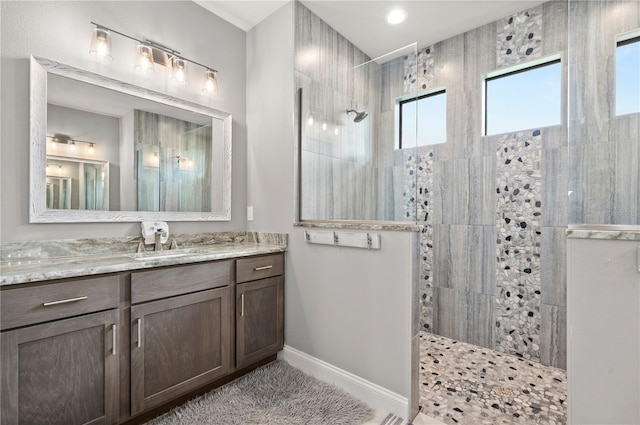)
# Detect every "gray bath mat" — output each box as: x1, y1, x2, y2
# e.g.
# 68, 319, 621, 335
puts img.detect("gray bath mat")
147, 360, 374, 425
